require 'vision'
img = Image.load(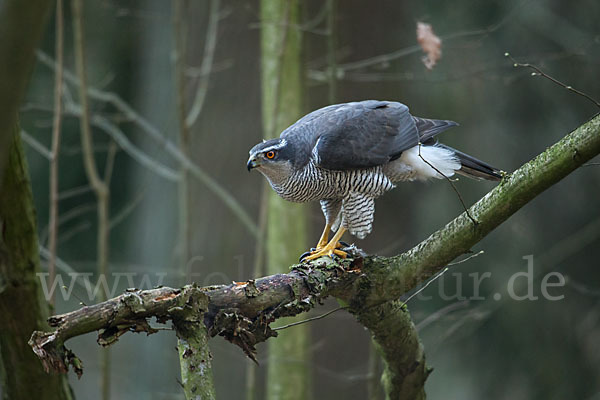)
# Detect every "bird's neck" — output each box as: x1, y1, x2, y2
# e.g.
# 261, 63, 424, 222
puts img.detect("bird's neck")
259, 166, 293, 189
